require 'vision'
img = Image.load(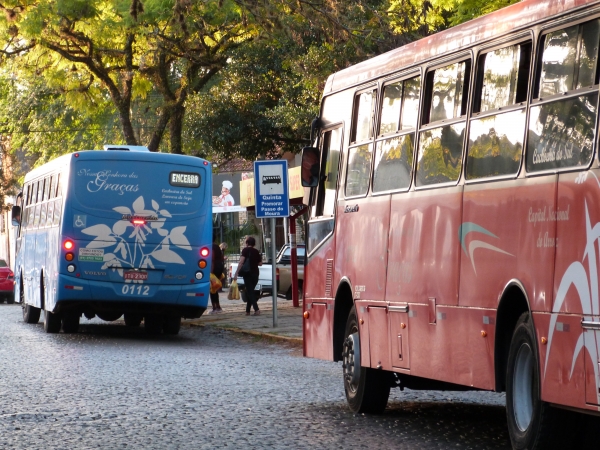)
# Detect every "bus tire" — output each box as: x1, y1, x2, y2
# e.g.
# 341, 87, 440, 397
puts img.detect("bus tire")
163, 315, 181, 335
124, 313, 143, 327
506, 312, 581, 449
342, 306, 390, 414
6, 294, 14, 304
144, 314, 162, 335
21, 279, 40, 324
43, 310, 61, 333
62, 314, 80, 333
